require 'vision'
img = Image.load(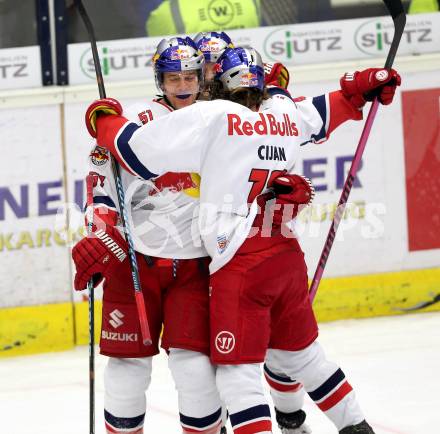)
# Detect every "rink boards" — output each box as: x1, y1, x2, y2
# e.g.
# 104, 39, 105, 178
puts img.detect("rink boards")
1, 54, 440, 357
1, 267, 440, 357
